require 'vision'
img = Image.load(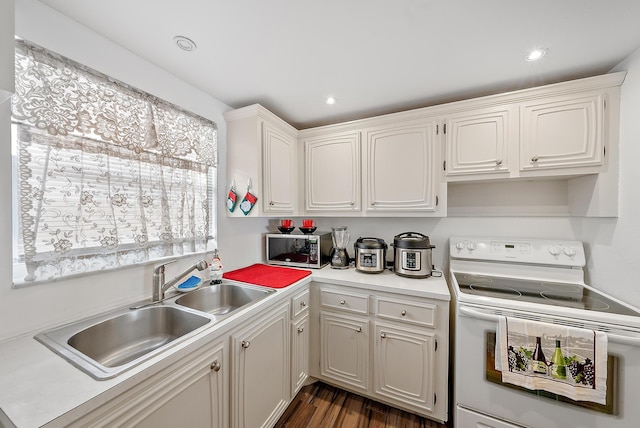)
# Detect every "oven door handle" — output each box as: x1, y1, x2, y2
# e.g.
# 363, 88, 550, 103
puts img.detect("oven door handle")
459, 306, 640, 347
